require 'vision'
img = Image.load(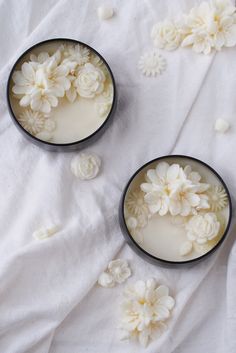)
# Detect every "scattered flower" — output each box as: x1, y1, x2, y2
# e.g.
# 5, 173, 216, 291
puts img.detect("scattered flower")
140, 162, 210, 217
18, 109, 45, 135
207, 185, 228, 211
151, 19, 183, 50
179, 240, 193, 256
97, 5, 114, 20
75, 63, 105, 98
120, 279, 175, 347
98, 272, 115, 288
186, 212, 220, 244
214, 118, 230, 132
108, 259, 131, 284
98, 259, 131, 288
151, 0, 236, 55
33, 224, 59, 240
71, 153, 101, 180
138, 50, 167, 76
